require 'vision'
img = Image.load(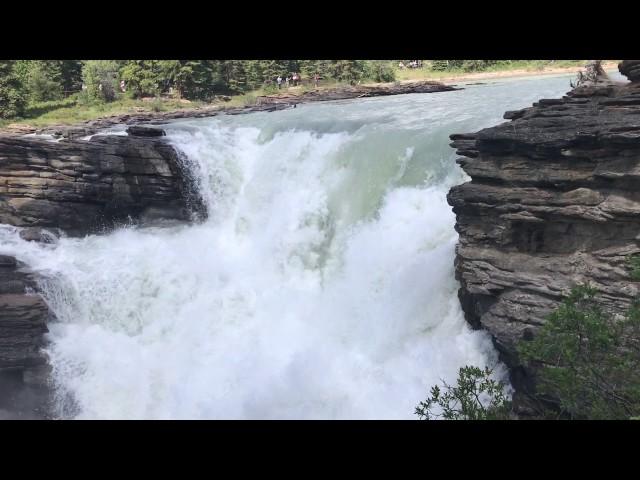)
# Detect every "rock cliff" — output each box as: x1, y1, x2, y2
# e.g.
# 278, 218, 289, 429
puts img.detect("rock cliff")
448, 61, 640, 409
0, 132, 204, 236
